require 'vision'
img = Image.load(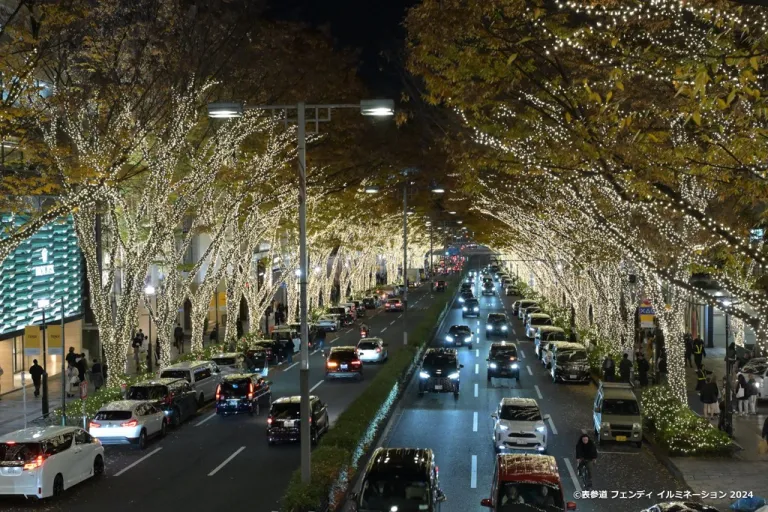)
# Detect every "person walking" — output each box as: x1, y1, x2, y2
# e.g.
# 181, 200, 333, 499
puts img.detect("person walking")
619, 353, 632, 383
174, 323, 184, 353
66, 346, 78, 368
699, 375, 720, 421
692, 336, 706, 370
29, 360, 44, 398
285, 337, 295, 364
76, 354, 88, 384
155, 338, 161, 366
602, 355, 615, 382
695, 365, 707, 391
91, 359, 104, 391
736, 373, 750, 416
726, 342, 737, 376
132, 336, 141, 371
684, 334, 693, 368
637, 353, 650, 387
747, 375, 758, 415
209, 326, 218, 345
657, 349, 668, 384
